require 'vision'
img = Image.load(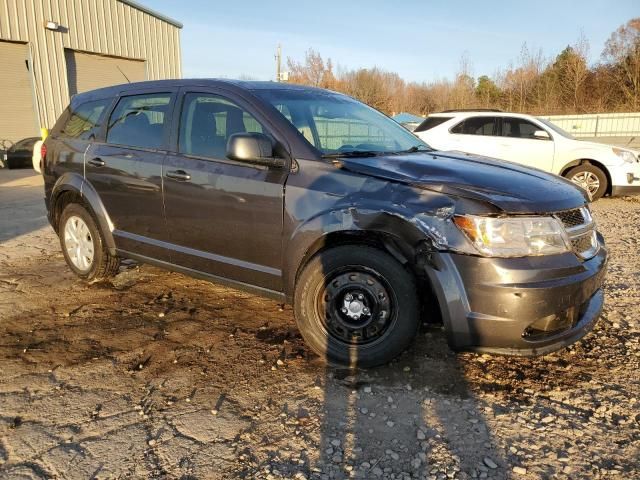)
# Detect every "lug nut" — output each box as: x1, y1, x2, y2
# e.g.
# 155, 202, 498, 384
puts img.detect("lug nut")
363, 307, 369, 314
357, 294, 364, 300
341, 307, 348, 313
345, 294, 353, 301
